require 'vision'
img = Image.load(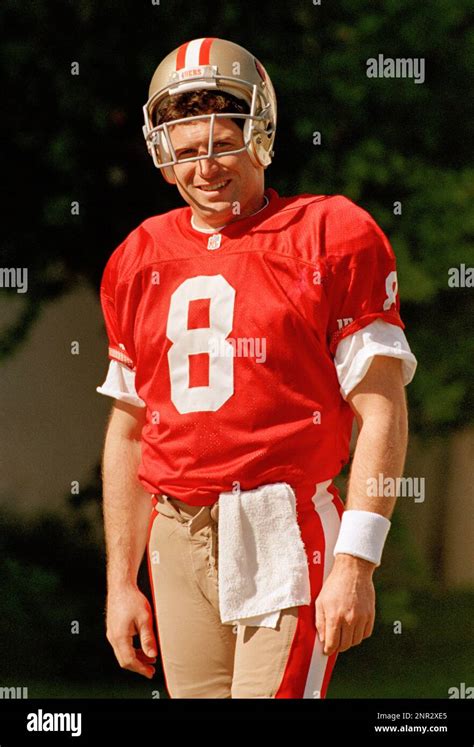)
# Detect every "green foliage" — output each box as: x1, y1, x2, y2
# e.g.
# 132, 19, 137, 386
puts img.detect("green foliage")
2, 0, 473, 435
375, 508, 431, 629
331, 588, 474, 697
0, 508, 157, 683
1, 3, 471, 698
0, 505, 471, 698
